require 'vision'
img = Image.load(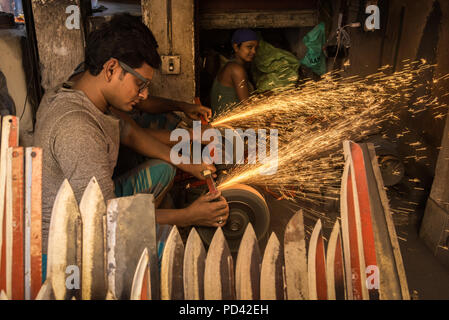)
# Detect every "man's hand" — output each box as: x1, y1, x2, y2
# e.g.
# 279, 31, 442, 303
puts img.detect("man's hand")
180, 103, 212, 122
179, 163, 217, 180
181, 192, 229, 227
